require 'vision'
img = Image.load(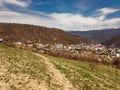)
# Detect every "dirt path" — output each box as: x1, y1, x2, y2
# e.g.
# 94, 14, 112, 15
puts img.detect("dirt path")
35, 53, 76, 90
